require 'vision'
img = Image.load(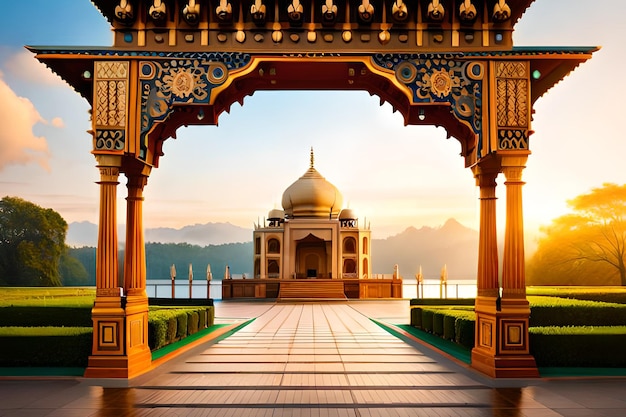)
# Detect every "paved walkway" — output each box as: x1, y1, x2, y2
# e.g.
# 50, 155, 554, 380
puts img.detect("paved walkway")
2, 300, 626, 416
